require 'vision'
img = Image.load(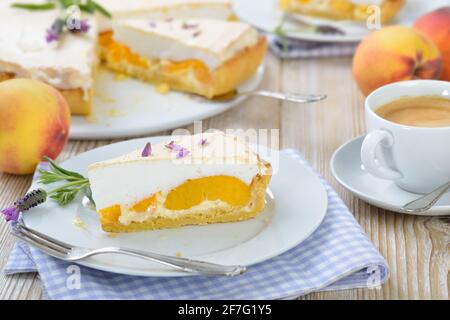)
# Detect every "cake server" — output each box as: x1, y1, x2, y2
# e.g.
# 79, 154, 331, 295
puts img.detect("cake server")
11, 220, 247, 276
210, 90, 327, 103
